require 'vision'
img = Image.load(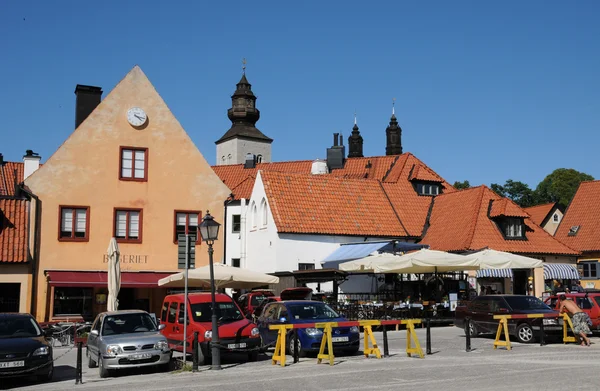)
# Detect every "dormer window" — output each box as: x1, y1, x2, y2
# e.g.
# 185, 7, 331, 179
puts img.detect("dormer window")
416, 183, 440, 196
568, 225, 580, 236
504, 218, 524, 238
553, 213, 560, 223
